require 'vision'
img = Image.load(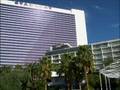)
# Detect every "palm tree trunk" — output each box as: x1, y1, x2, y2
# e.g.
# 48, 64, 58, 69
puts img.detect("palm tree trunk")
78, 81, 82, 90
45, 80, 47, 90
99, 72, 103, 90
84, 67, 89, 90
67, 81, 72, 90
